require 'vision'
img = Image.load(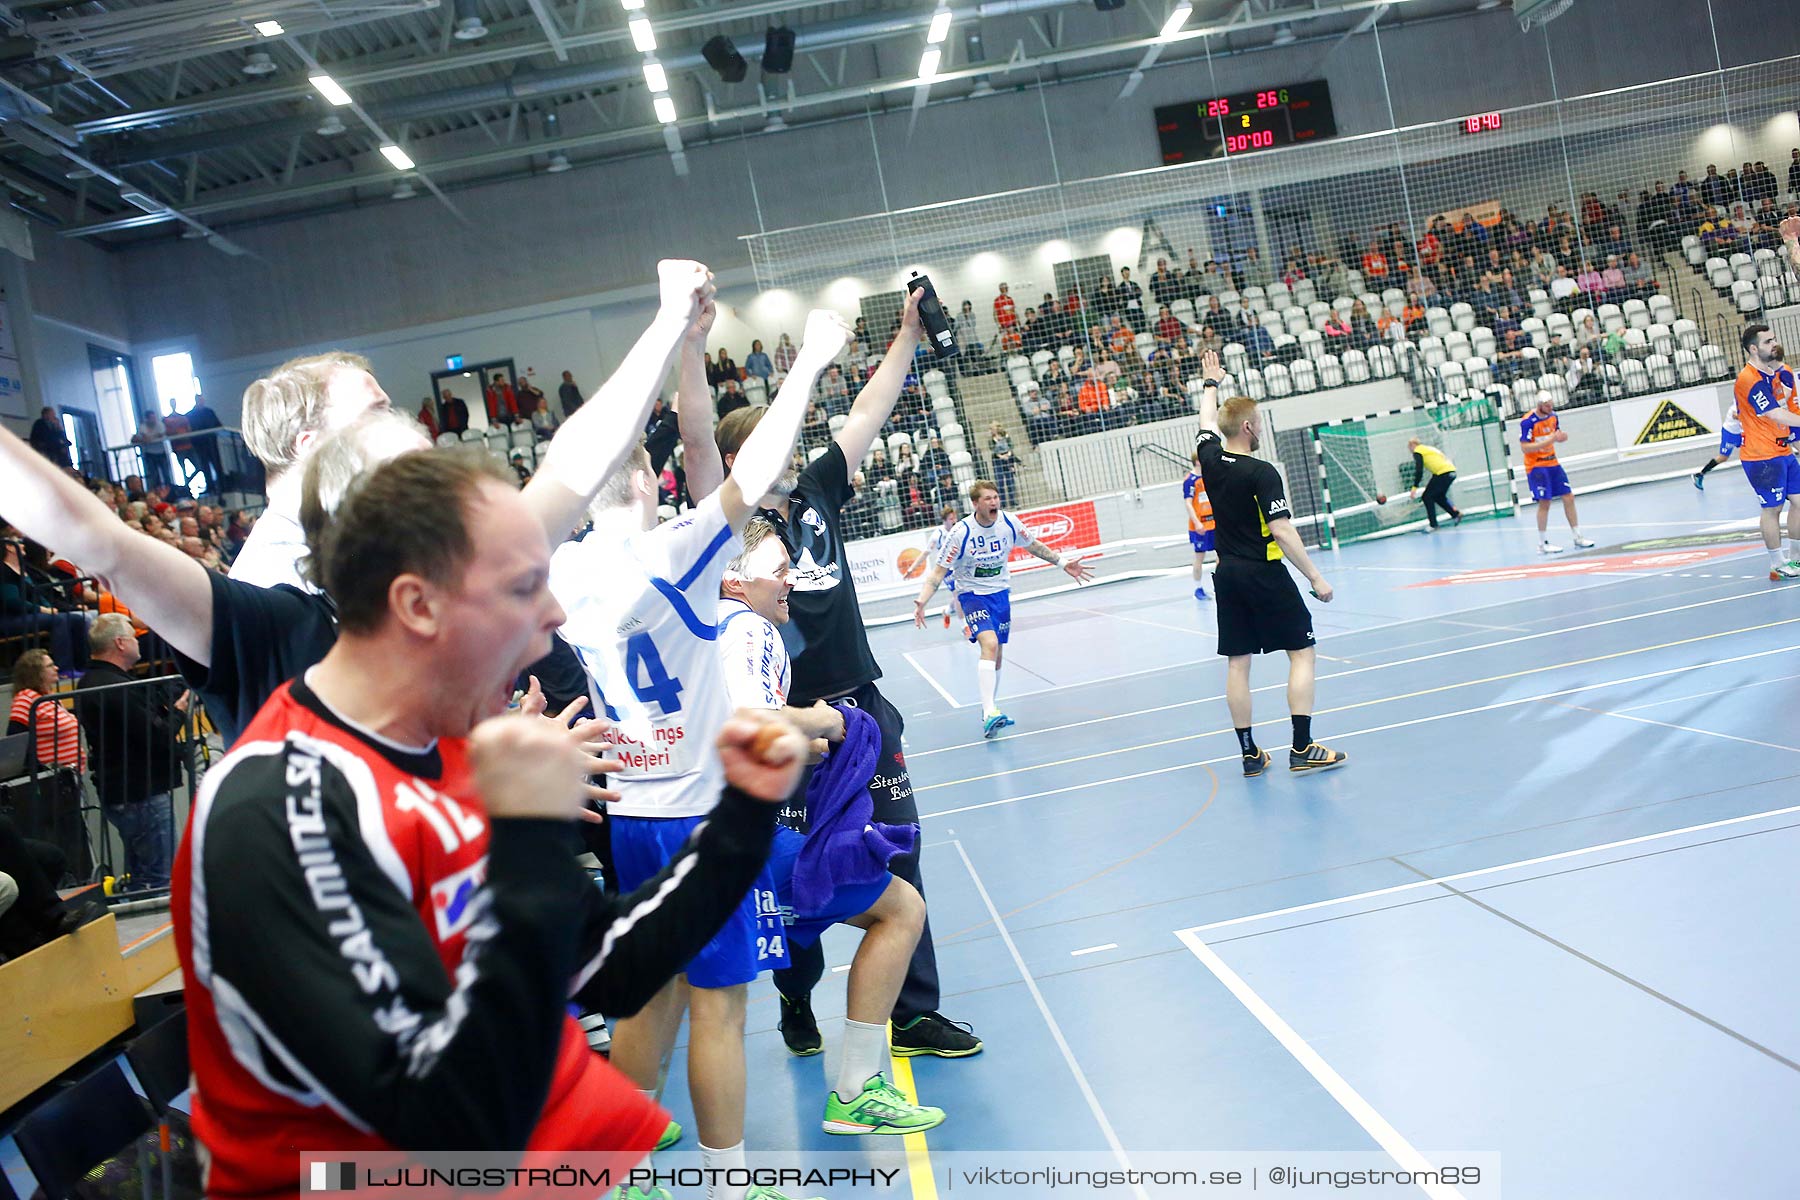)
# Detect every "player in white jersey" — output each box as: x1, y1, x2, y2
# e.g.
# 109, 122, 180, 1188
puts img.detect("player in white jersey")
912, 479, 1092, 737
923, 505, 964, 628
716, 520, 943, 1137
1693, 403, 1745, 490
551, 306, 849, 1200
